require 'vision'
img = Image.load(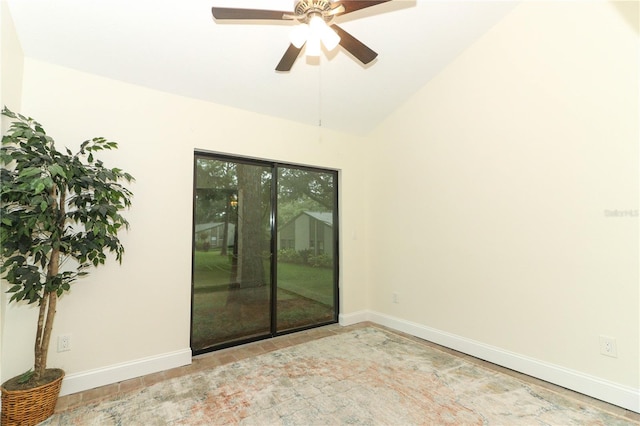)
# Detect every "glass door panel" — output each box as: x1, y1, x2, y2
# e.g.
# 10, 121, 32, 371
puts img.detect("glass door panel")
276, 167, 337, 332
192, 157, 272, 352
